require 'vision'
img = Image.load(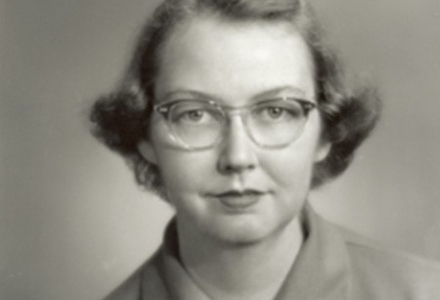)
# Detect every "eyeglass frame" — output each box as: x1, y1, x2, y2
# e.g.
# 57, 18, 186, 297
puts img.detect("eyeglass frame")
152, 97, 318, 151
